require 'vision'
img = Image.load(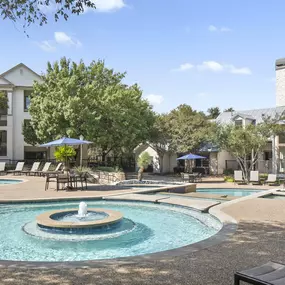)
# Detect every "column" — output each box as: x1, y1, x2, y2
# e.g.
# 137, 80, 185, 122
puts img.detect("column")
272, 135, 279, 174
7, 92, 12, 115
